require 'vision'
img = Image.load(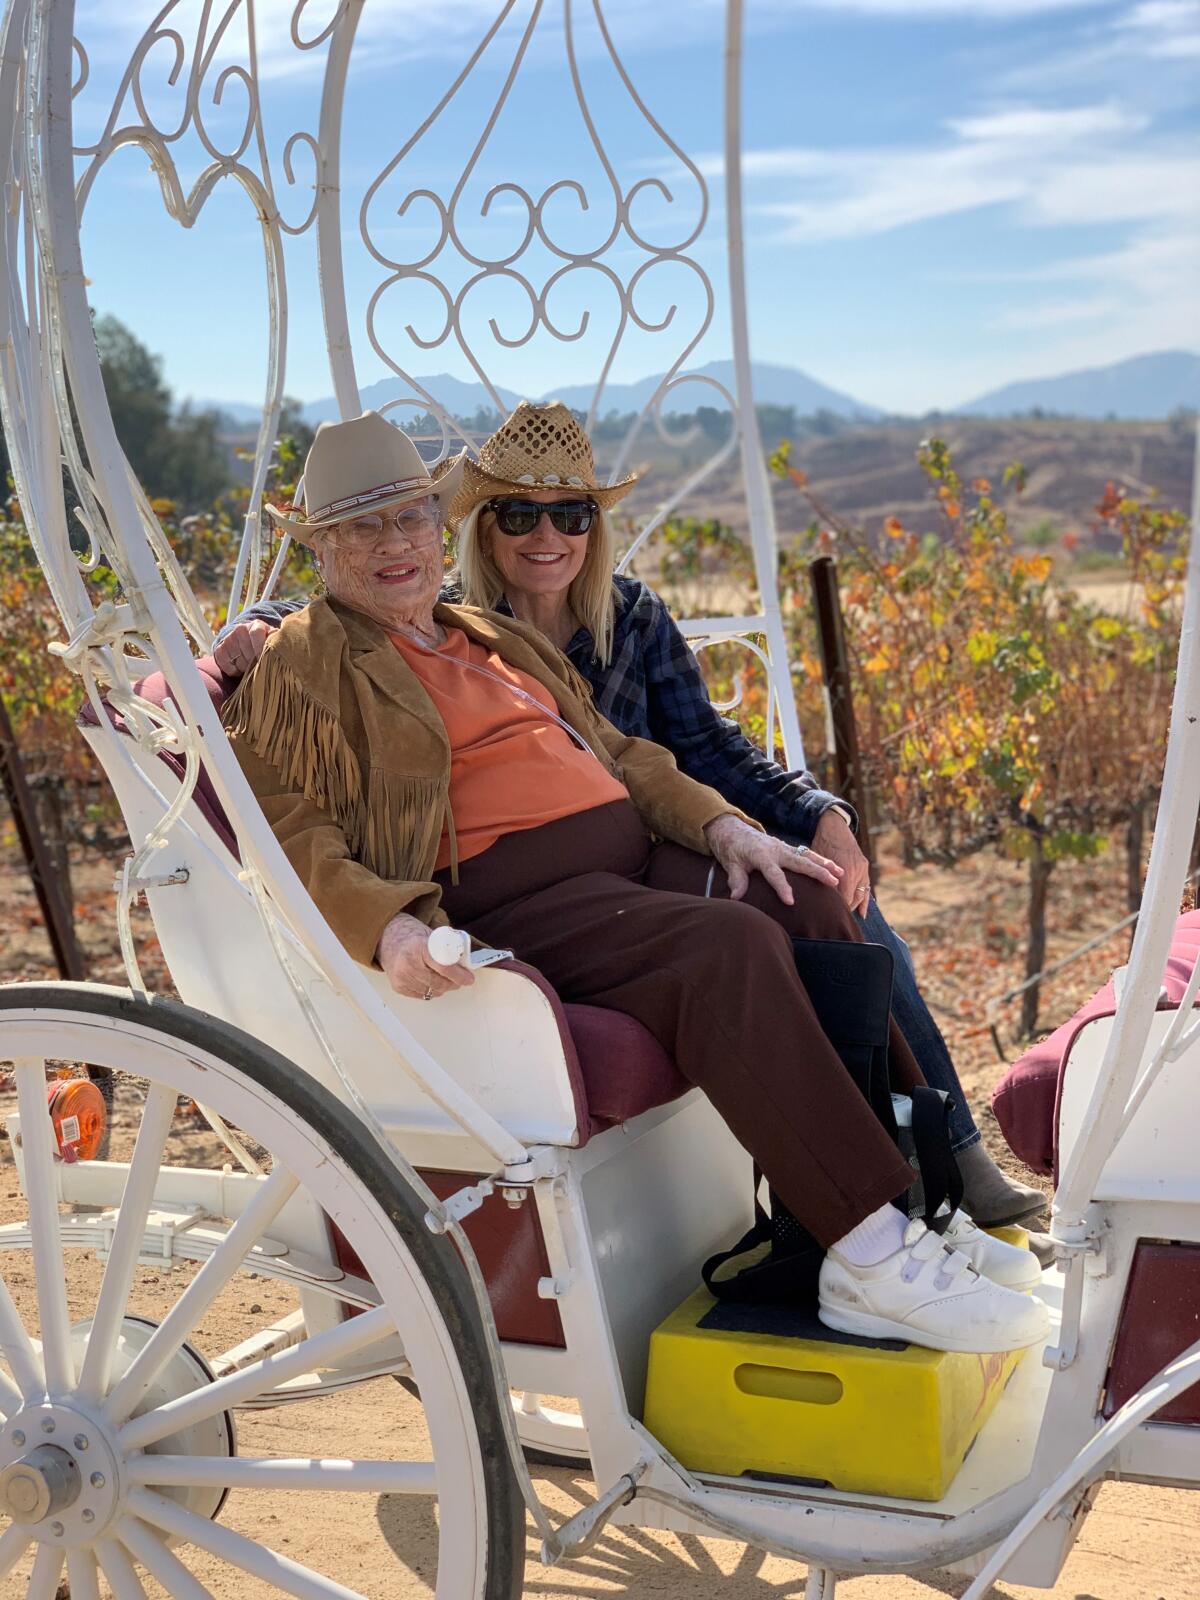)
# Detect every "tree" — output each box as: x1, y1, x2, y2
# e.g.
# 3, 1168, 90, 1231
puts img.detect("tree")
92, 314, 231, 510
